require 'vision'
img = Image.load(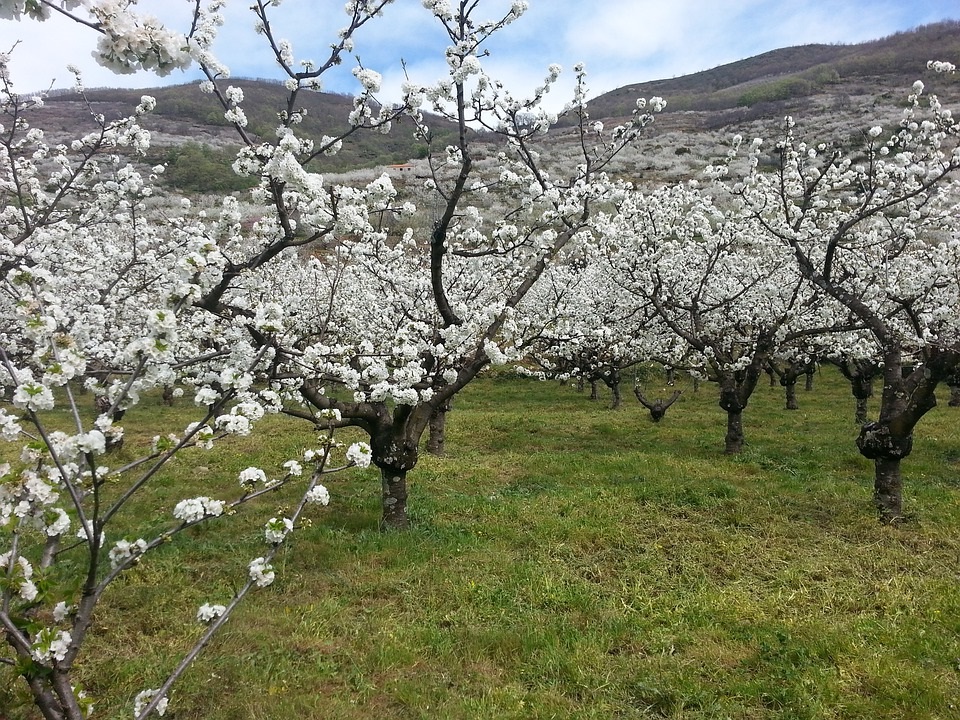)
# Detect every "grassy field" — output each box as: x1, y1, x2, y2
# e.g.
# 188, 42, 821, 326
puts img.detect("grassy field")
3, 368, 960, 719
